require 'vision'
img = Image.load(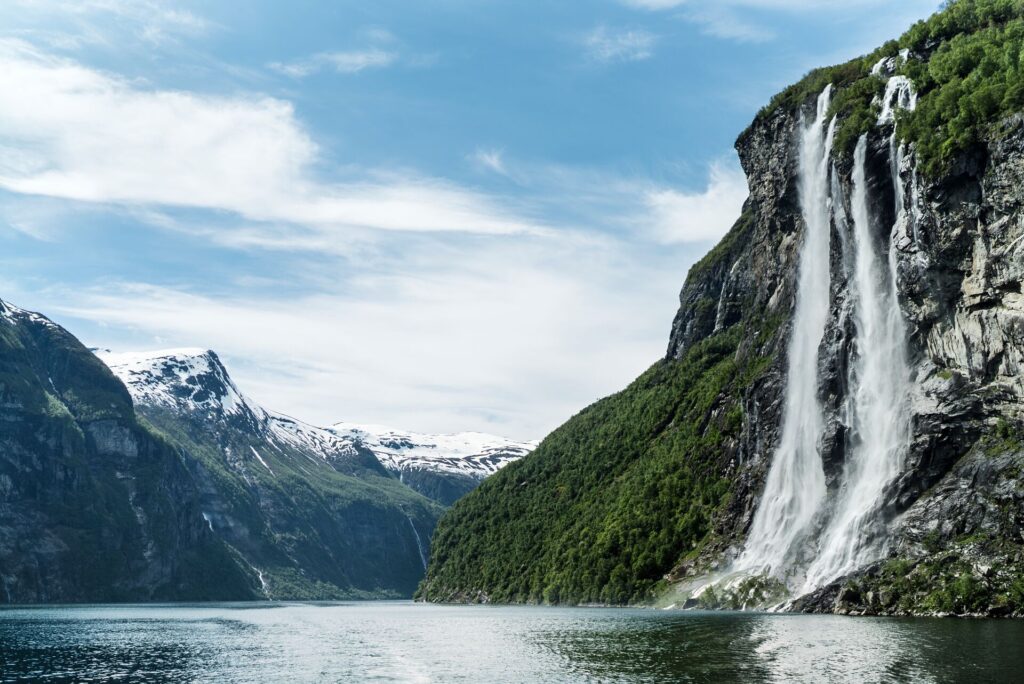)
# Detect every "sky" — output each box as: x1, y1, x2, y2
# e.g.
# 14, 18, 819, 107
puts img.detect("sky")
0, 0, 942, 440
